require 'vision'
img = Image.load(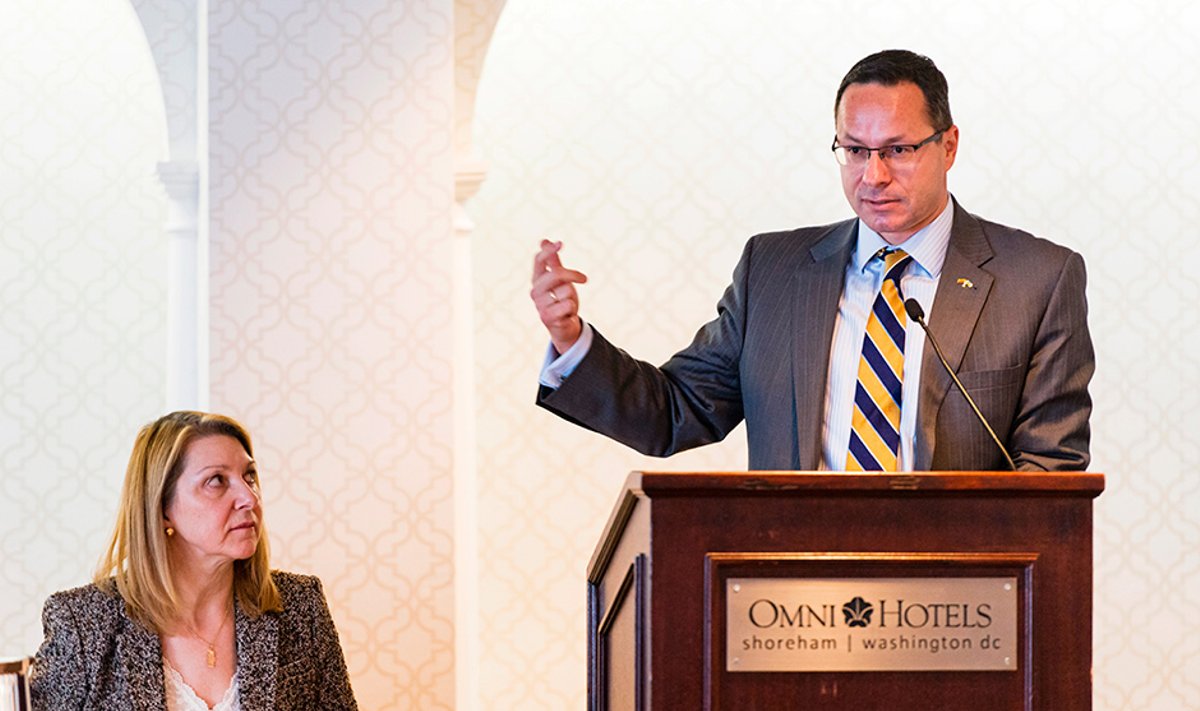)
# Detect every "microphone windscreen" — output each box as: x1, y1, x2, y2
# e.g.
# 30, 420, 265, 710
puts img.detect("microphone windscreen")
904, 298, 924, 321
